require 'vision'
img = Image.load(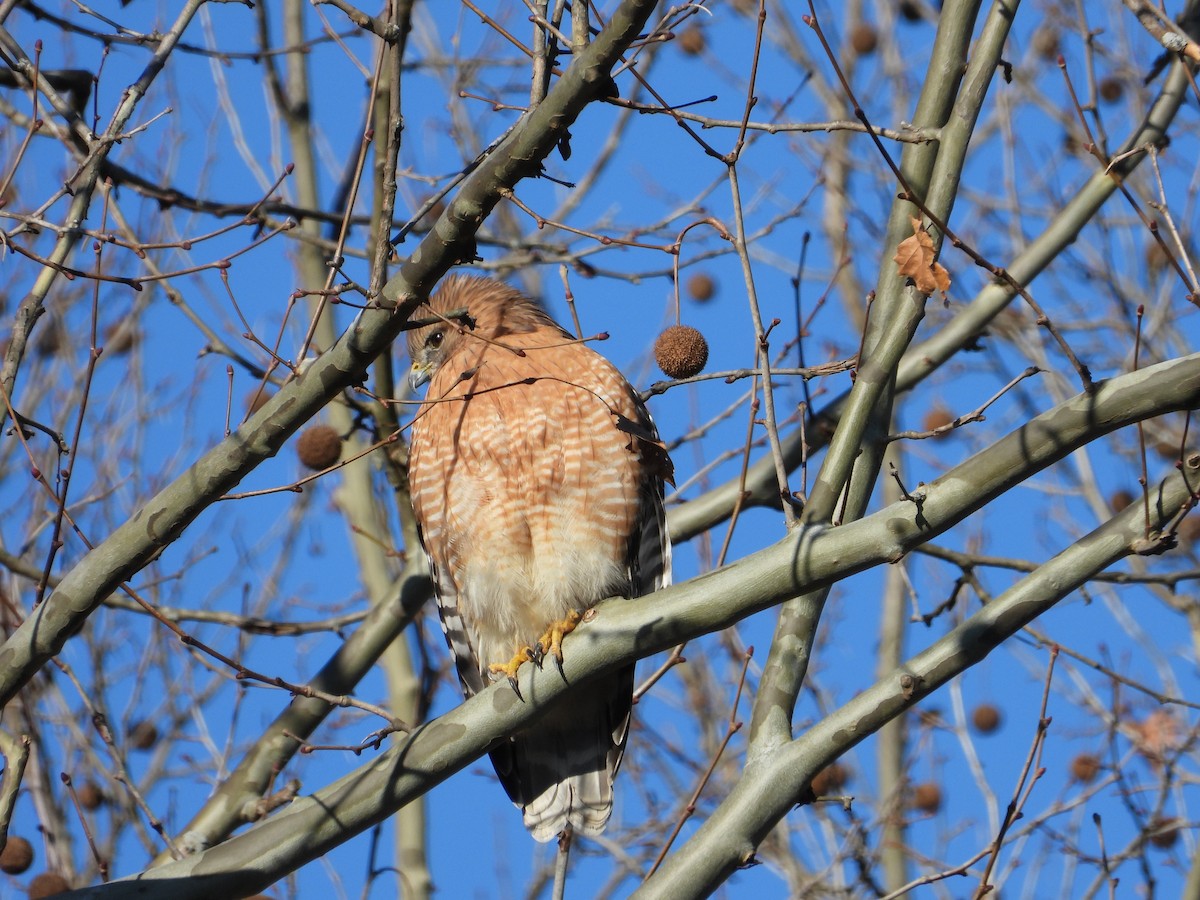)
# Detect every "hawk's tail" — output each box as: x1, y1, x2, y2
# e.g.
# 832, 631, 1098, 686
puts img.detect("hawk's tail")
490, 667, 634, 843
